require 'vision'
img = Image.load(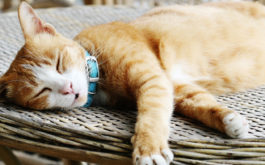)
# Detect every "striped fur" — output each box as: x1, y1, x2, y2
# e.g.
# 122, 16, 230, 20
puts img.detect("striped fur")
1, 1, 265, 164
